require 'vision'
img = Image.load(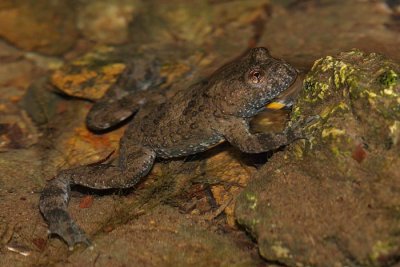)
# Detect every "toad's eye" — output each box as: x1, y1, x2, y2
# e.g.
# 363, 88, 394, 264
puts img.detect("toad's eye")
248, 69, 265, 84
